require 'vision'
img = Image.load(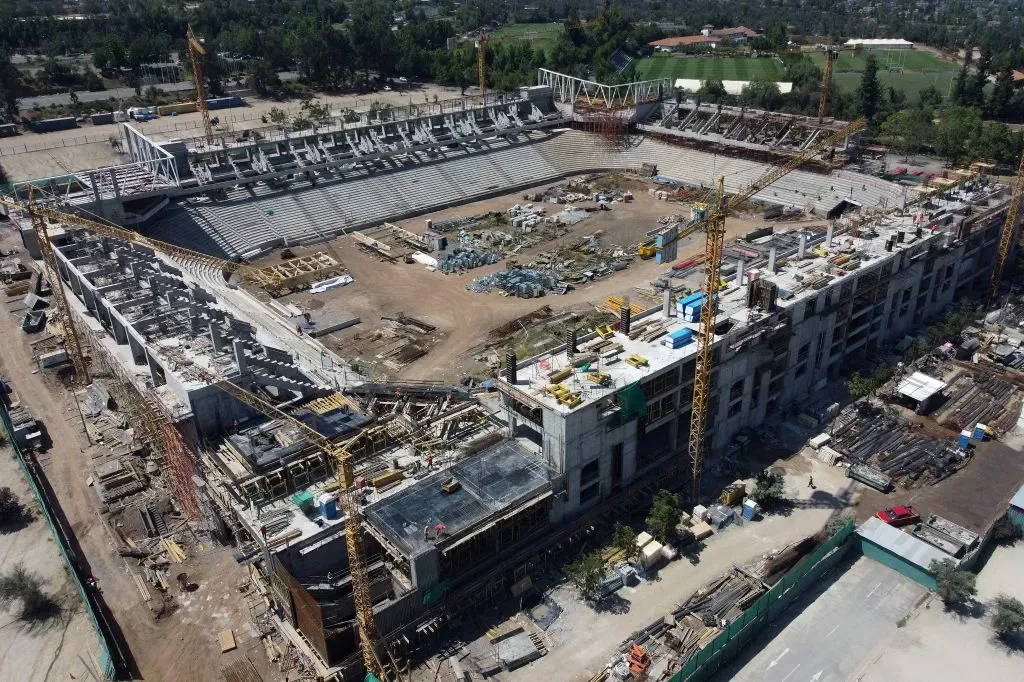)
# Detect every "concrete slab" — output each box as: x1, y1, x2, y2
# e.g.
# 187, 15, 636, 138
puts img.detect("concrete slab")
715, 557, 927, 682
